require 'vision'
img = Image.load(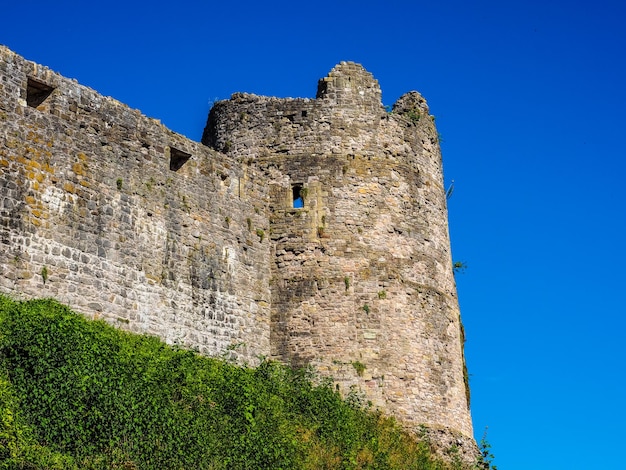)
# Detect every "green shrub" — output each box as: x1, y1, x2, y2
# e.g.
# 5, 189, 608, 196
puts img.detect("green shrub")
0, 295, 476, 469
